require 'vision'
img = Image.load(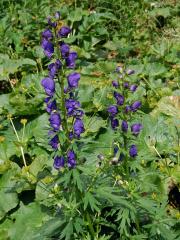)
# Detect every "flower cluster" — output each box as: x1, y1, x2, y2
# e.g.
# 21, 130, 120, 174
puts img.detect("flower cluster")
41, 12, 84, 170
108, 66, 142, 159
